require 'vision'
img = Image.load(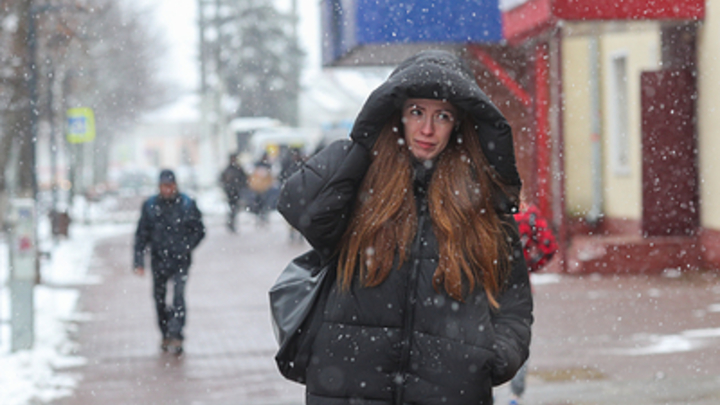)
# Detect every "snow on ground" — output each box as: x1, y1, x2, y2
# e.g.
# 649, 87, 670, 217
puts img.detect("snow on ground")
0, 219, 133, 405
0, 188, 226, 405
608, 327, 720, 356
0, 193, 147, 405
530, 272, 562, 285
